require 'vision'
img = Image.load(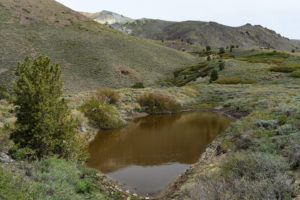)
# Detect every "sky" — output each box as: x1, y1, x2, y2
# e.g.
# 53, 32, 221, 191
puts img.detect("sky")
56, 0, 300, 39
